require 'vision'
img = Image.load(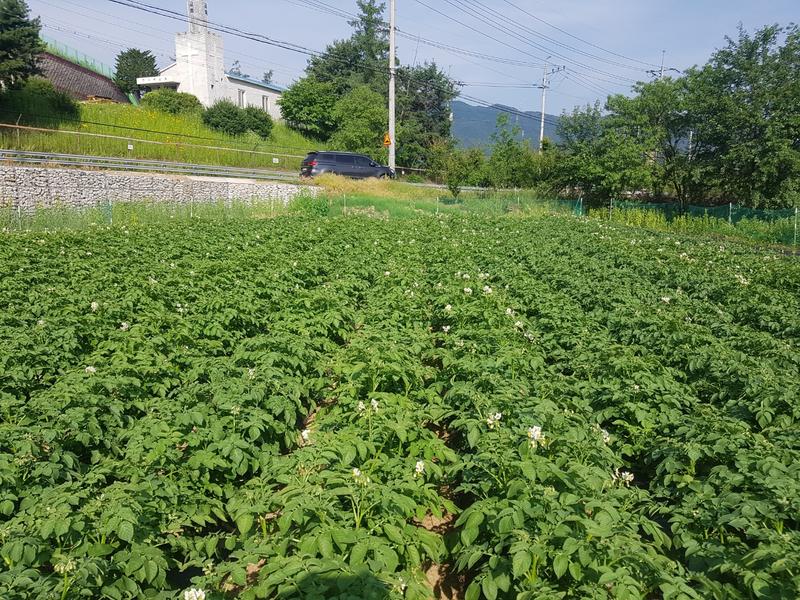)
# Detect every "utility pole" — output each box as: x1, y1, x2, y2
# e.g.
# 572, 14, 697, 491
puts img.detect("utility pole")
660, 49, 665, 80
388, 0, 397, 171
537, 60, 565, 152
